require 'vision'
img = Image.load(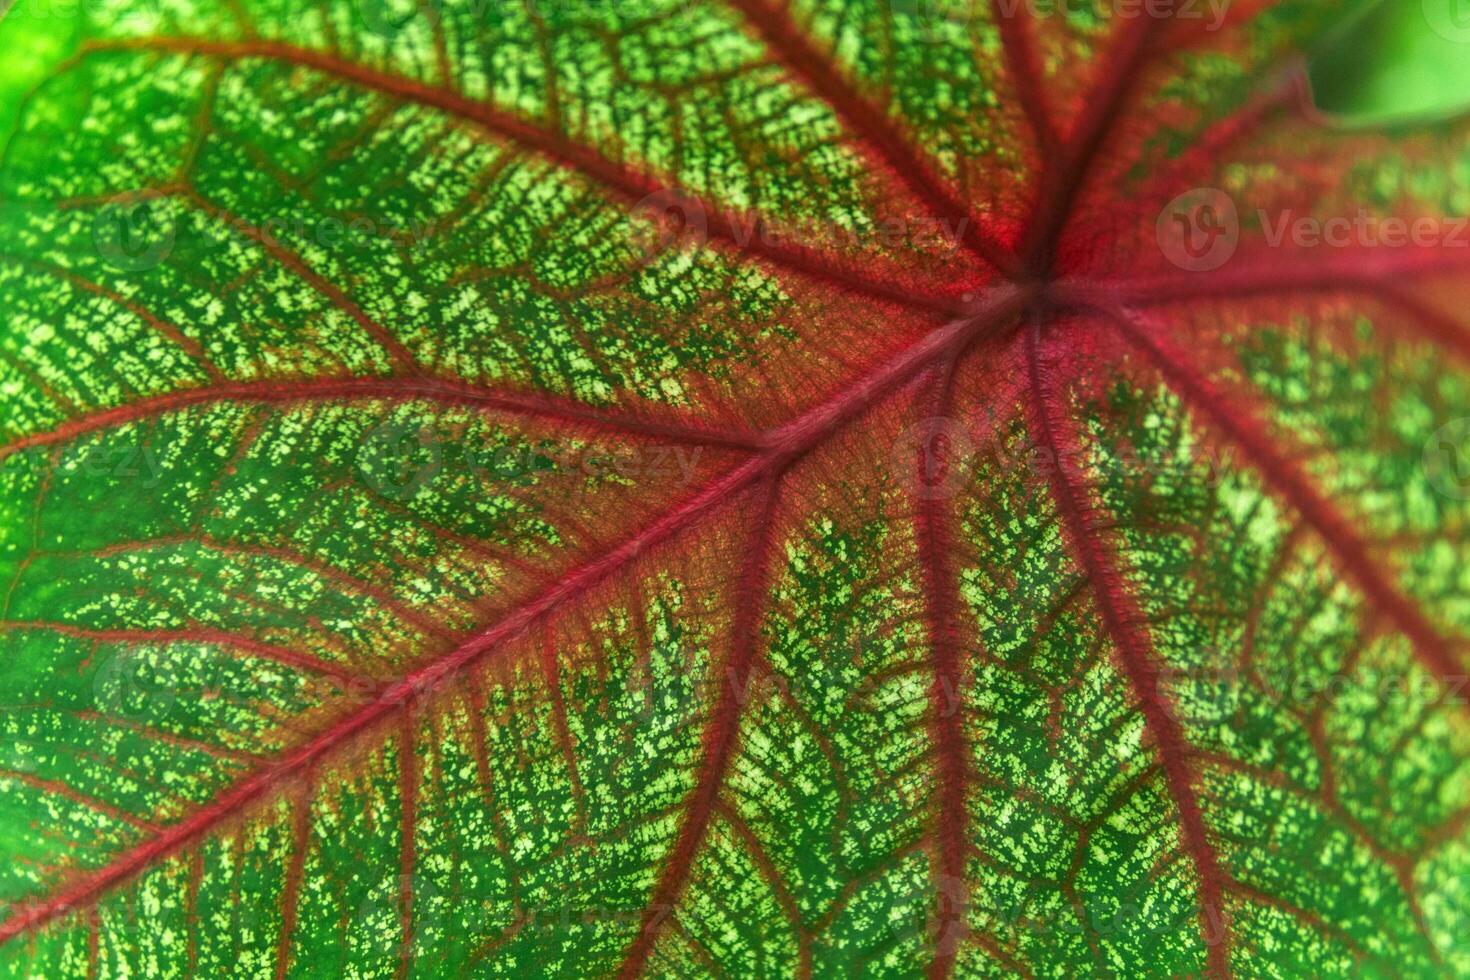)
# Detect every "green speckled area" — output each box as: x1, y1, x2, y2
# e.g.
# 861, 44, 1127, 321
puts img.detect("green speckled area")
2, 0, 1470, 976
